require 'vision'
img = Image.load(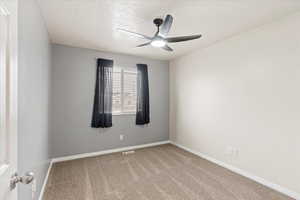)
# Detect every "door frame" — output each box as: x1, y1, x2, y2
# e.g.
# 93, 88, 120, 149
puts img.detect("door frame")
0, 0, 18, 199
